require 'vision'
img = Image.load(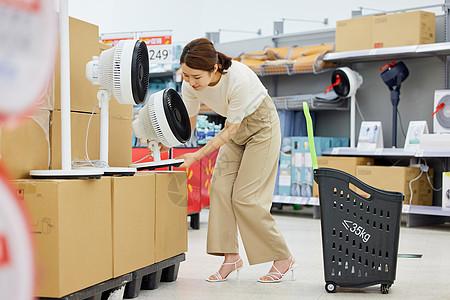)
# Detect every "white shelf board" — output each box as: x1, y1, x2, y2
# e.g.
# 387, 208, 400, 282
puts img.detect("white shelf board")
402, 204, 450, 217
273, 195, 319, 206
323, 43, 450, 63
322, 147, 450, 158
273, 196, 450, 217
